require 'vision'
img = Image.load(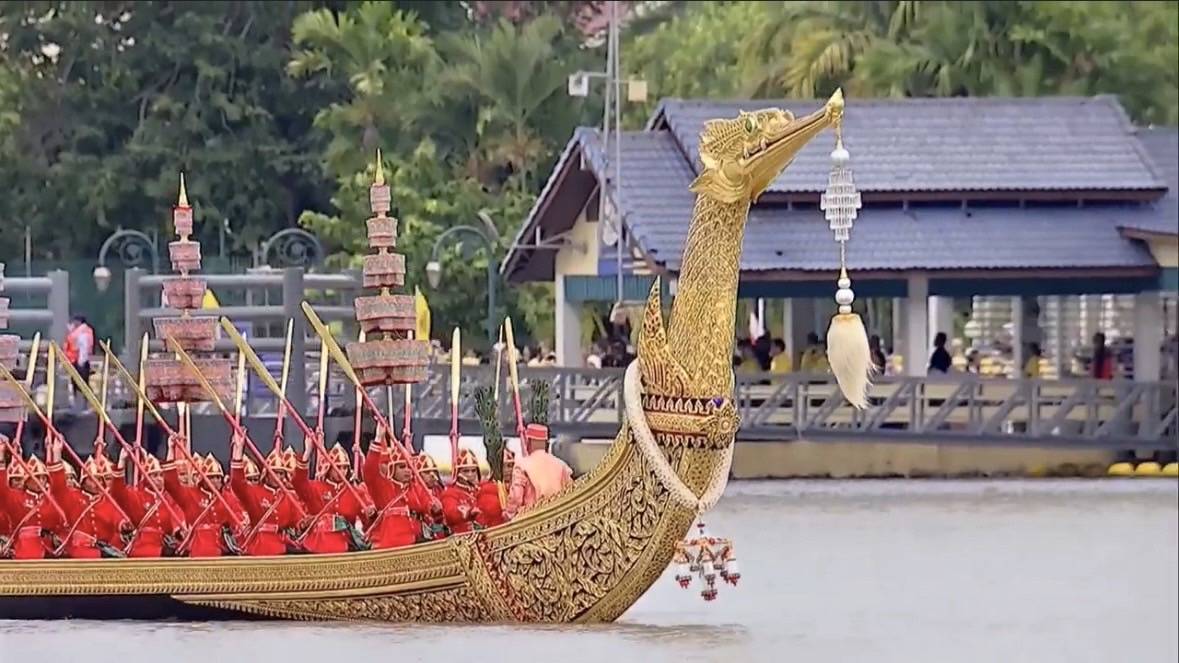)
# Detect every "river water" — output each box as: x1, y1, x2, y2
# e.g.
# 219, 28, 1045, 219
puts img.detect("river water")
1, 480, 1175, 663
